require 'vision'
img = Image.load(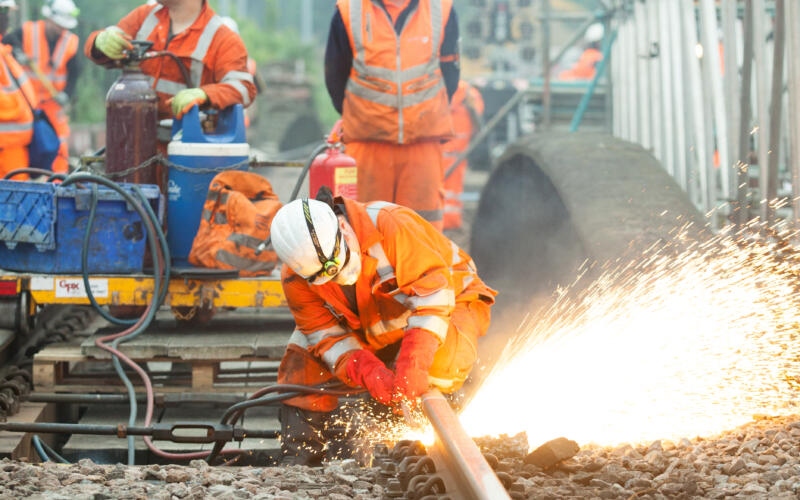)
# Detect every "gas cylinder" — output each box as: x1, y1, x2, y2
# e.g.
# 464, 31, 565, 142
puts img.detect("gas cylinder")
309, 120, 358, 199
105, 41, 159, 188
